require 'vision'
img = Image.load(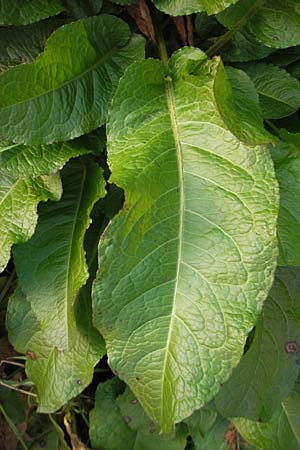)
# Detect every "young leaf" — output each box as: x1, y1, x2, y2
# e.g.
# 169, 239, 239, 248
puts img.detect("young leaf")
93, 48, 279, 432
215, 267, 300, 421
272, 131, 300, 265
152, 0, 239, 17
233, 381, 300, 450
0, 15, 145, 144
241, 63, 300, 119
0, 172, 62, 273
7, 159, 106, 412
0, 0, 64, 25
